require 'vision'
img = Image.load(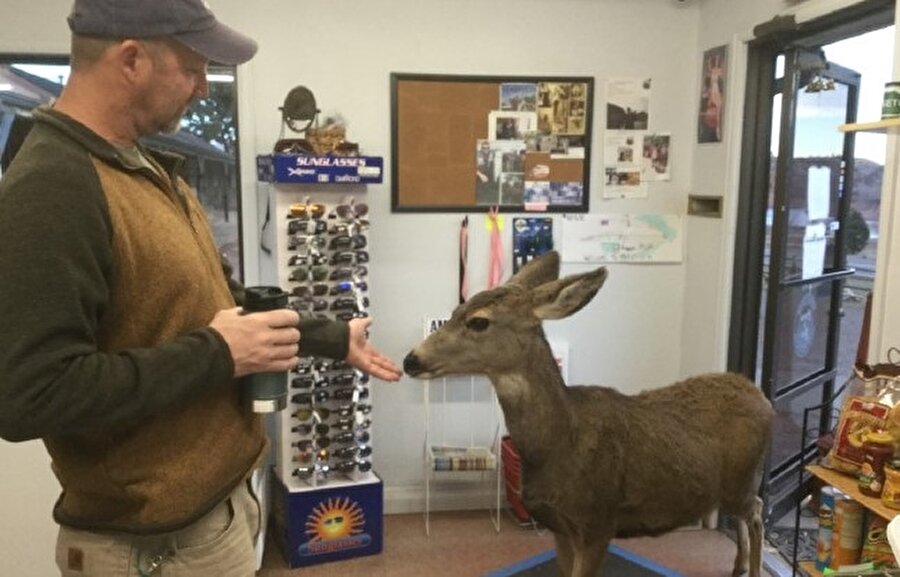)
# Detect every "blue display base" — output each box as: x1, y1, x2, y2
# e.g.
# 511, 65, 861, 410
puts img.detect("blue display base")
485, 543, 684, 577
270, 473, 384, 568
